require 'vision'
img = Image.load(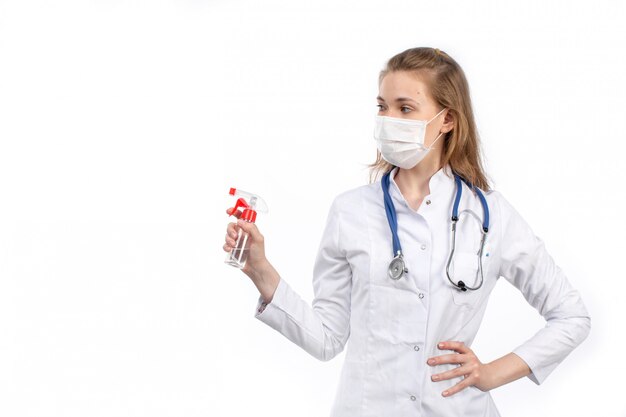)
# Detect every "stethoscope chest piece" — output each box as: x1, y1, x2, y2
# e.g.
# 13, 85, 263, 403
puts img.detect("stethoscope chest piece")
388, 252, 408, 280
